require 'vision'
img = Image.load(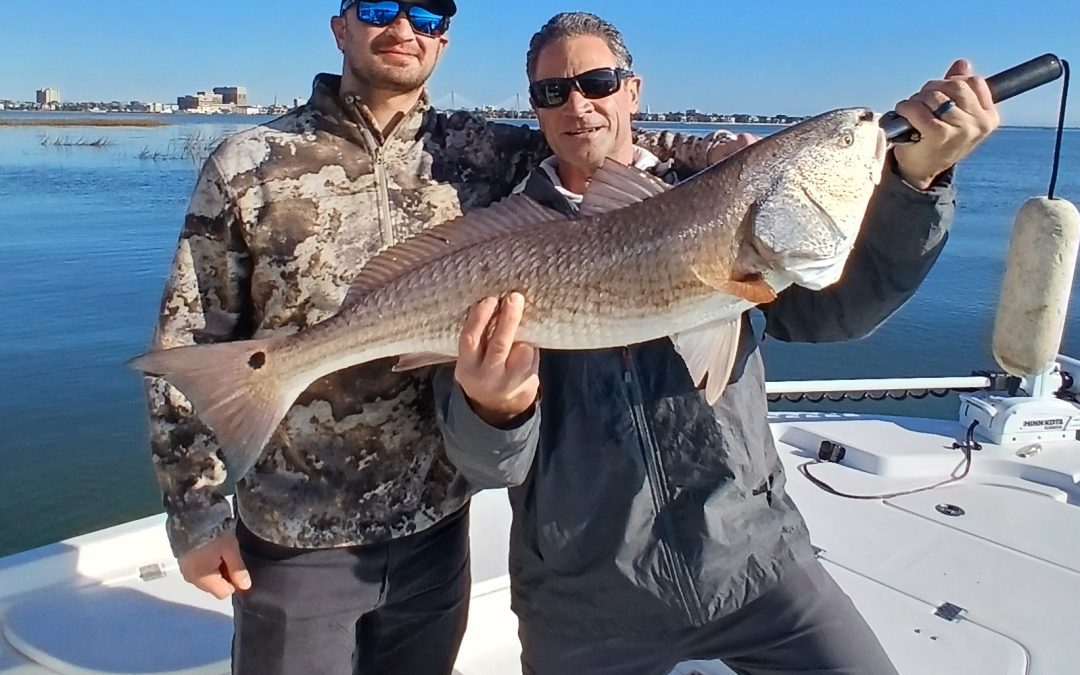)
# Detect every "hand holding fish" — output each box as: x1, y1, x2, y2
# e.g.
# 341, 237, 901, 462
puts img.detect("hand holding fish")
178, 531, 251, 599
892, 59, 1001, 190
454, 293, 541, 427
